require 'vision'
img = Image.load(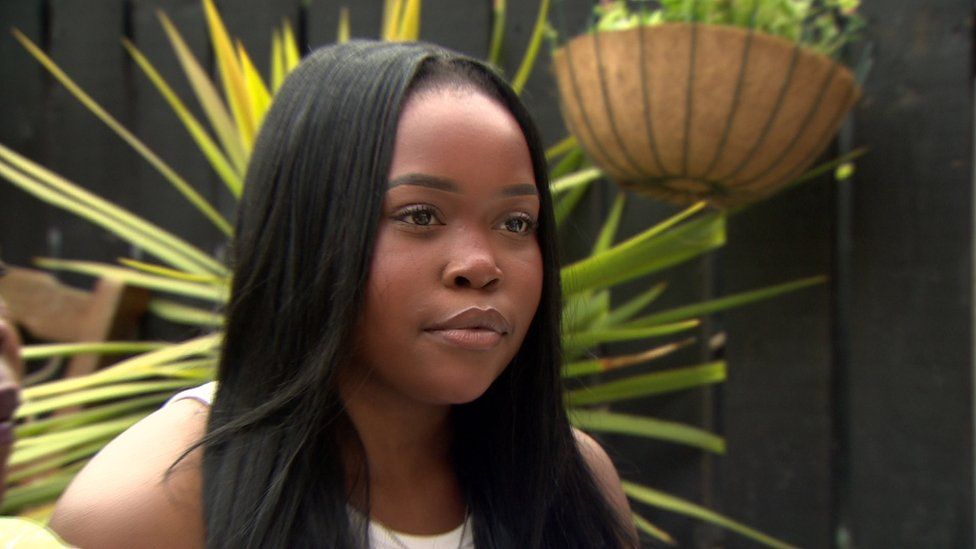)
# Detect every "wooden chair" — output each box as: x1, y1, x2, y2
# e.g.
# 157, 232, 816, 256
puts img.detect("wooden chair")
0, 265, 149, 380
